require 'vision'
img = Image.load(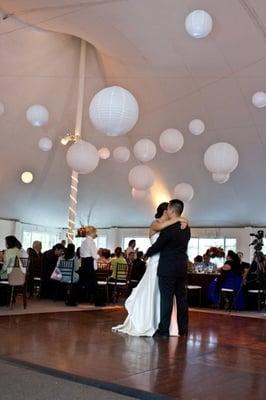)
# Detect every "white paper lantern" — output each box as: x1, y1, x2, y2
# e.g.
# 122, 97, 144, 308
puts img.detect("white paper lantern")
133, 139, 156, 162
174, 183, 194, 202
212, 172, 230, 184
128, 165, 155, 190
98, 147, 110, 160
66, 140, 99, 174
26, 104, 49, 127
204, 142, 239, 174
113, 146, 130, 163
159, 129, 184, 153
38, 137, 53, 152
0, 102, 5, 116
131, 188, 149, 200
185, 9, 213, 39
189, 119, 205, 135
252, 91, 266, 108
21, 171, 33, 184
89, 86, 139, 136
